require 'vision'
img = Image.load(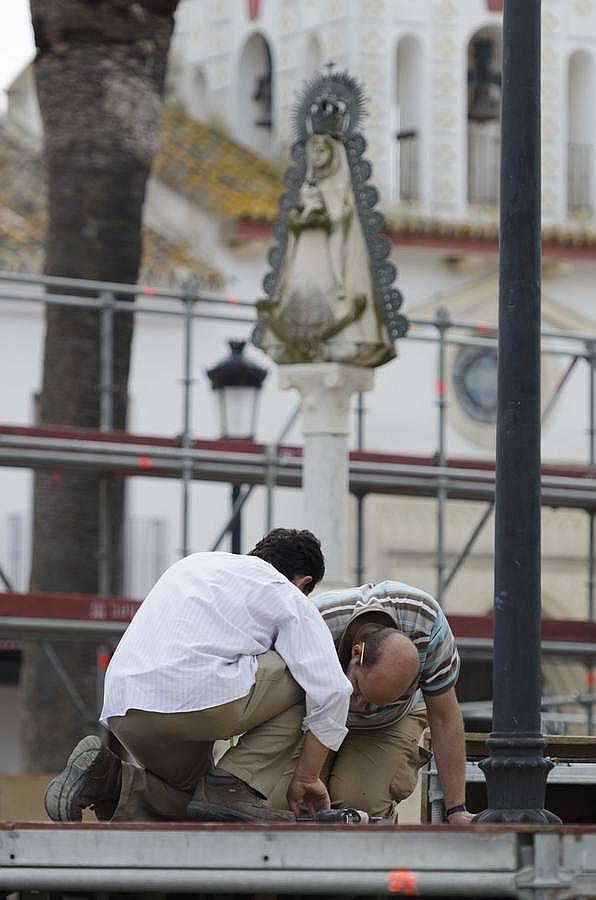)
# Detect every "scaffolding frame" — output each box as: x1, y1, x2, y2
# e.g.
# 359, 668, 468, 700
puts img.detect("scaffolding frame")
2, 271, 595, 600
1, 270, 596, 726
2, 821, 596, 898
